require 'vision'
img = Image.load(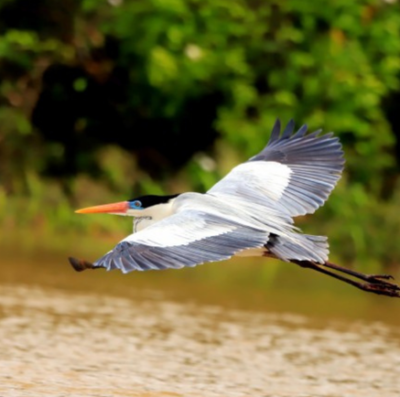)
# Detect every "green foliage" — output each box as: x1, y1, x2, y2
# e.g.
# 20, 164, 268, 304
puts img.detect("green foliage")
100, 0, 400, 170
1, 0, 400, 268
0, 24, 73, 192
